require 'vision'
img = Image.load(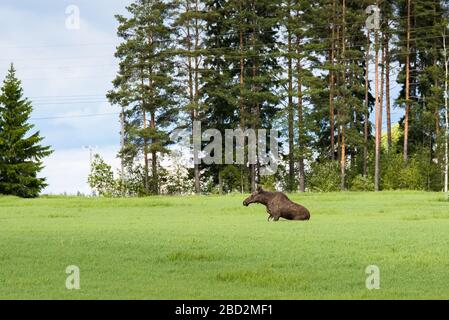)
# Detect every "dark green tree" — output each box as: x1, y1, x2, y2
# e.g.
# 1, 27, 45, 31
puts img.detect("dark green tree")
173, 0, 206, 194
108, 0, 179, 195
0, 64, 52, 198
